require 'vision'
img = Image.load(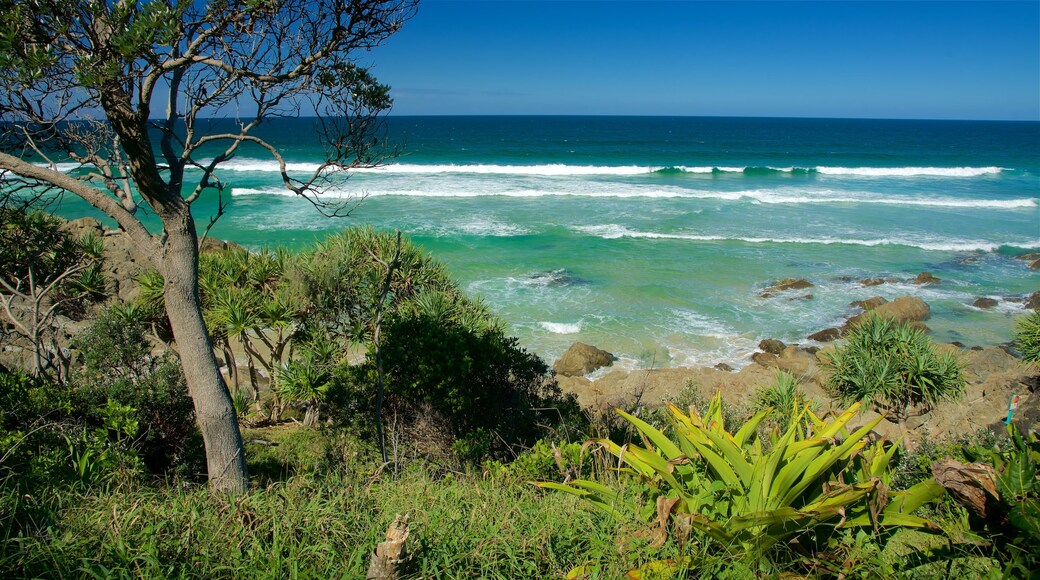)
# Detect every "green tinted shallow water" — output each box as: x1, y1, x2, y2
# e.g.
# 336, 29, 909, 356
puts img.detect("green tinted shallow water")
51, 116, 1040, 369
